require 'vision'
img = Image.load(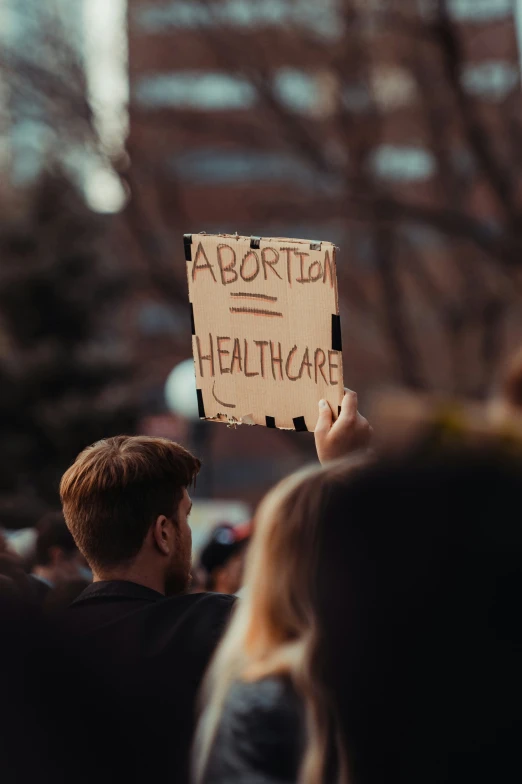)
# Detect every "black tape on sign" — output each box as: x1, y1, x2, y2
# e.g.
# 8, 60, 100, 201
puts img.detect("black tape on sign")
250, 236, 261, 249
293, 416, 308, 432
183, 234, 193, 261
310, 241, 321, 251
190, 303, 195, 335
332, 314, 342, 352
266, 416, 276, 429
196, 389, 206, 418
